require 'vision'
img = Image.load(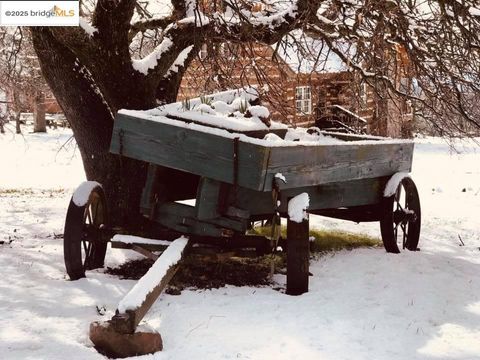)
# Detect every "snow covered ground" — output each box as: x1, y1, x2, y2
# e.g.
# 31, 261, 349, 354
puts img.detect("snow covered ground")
0, 123, 479, 360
